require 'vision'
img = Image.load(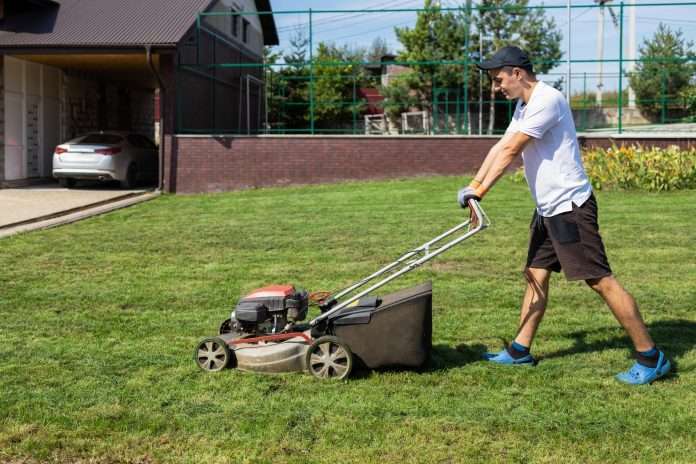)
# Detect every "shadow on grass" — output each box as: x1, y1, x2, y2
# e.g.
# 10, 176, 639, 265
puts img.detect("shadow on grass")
539, 319, 696, 374
350, 320, 694, 378
350, 343, 489, 378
